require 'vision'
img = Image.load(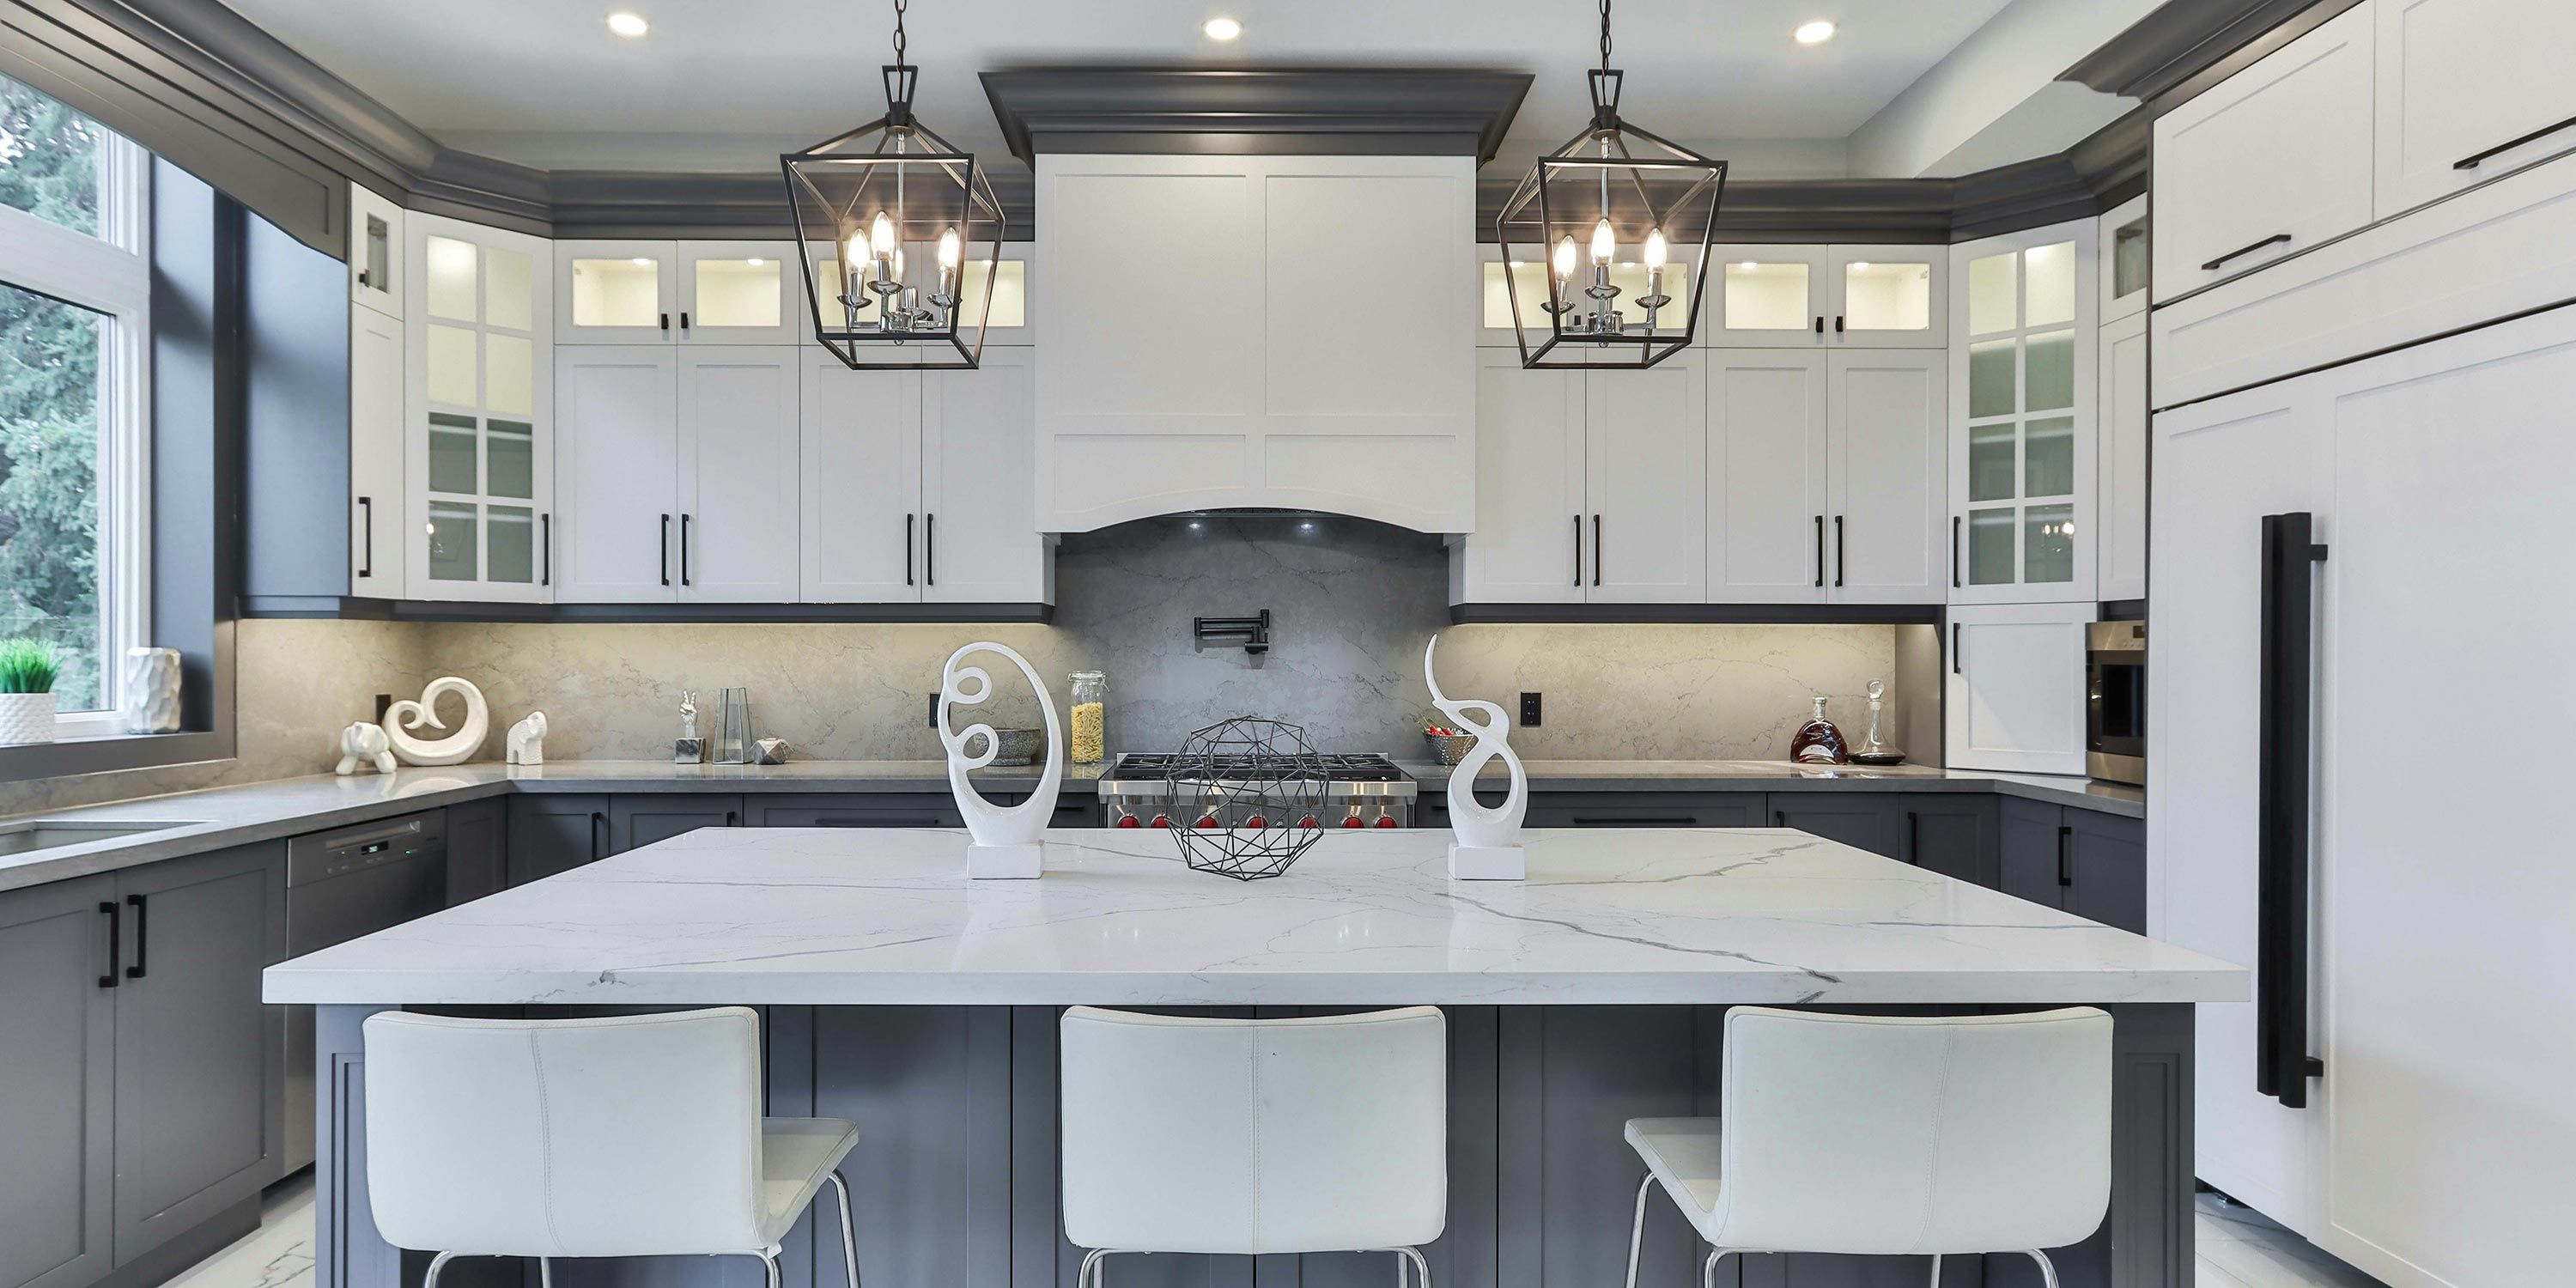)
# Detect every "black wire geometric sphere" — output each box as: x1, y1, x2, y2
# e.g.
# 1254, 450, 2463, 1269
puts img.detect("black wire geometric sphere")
1164, 718, 1329, 881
